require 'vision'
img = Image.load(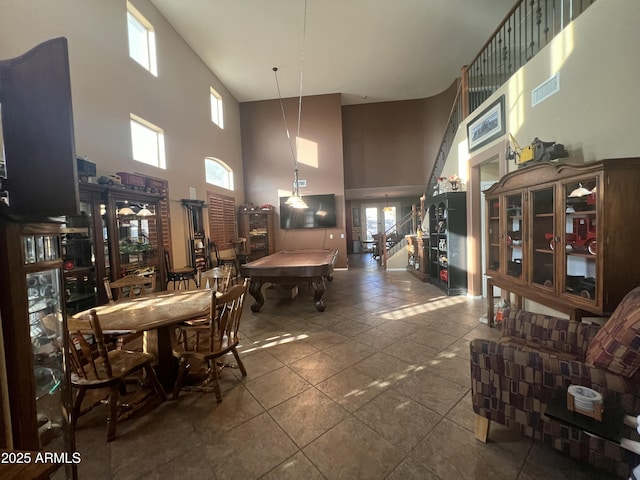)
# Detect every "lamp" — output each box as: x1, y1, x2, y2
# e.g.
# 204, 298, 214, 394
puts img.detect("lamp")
117, 206, 135, 216
137, 205, 153, 217
569, 183, 591, 198
273, 0, 310, 210
383, 195, 393, 212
